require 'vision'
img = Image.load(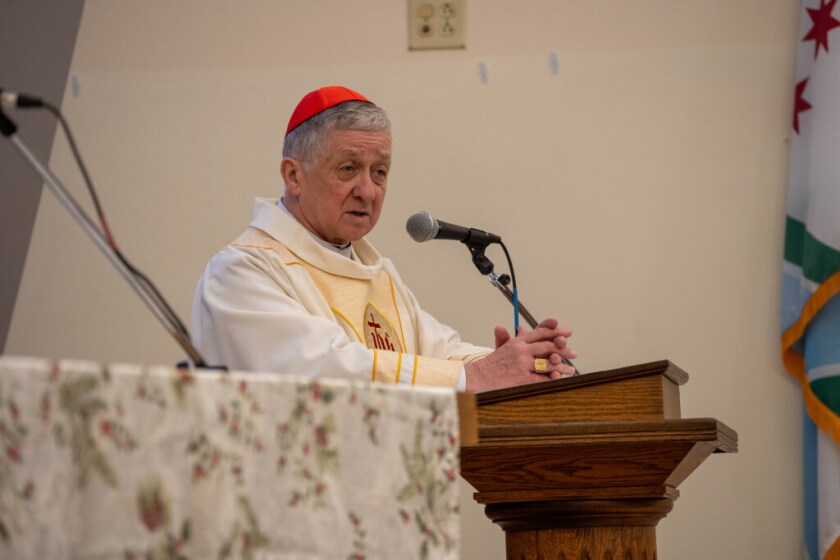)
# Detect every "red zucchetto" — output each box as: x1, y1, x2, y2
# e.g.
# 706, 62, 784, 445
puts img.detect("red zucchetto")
285, 86, 372, 135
